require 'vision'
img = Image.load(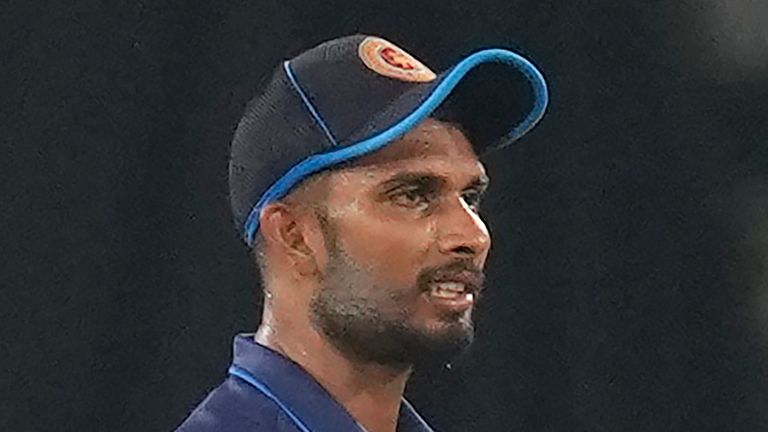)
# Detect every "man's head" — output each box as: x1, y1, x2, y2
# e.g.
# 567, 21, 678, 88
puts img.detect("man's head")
257, 118, 490, 367
227, 34, 547, 368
